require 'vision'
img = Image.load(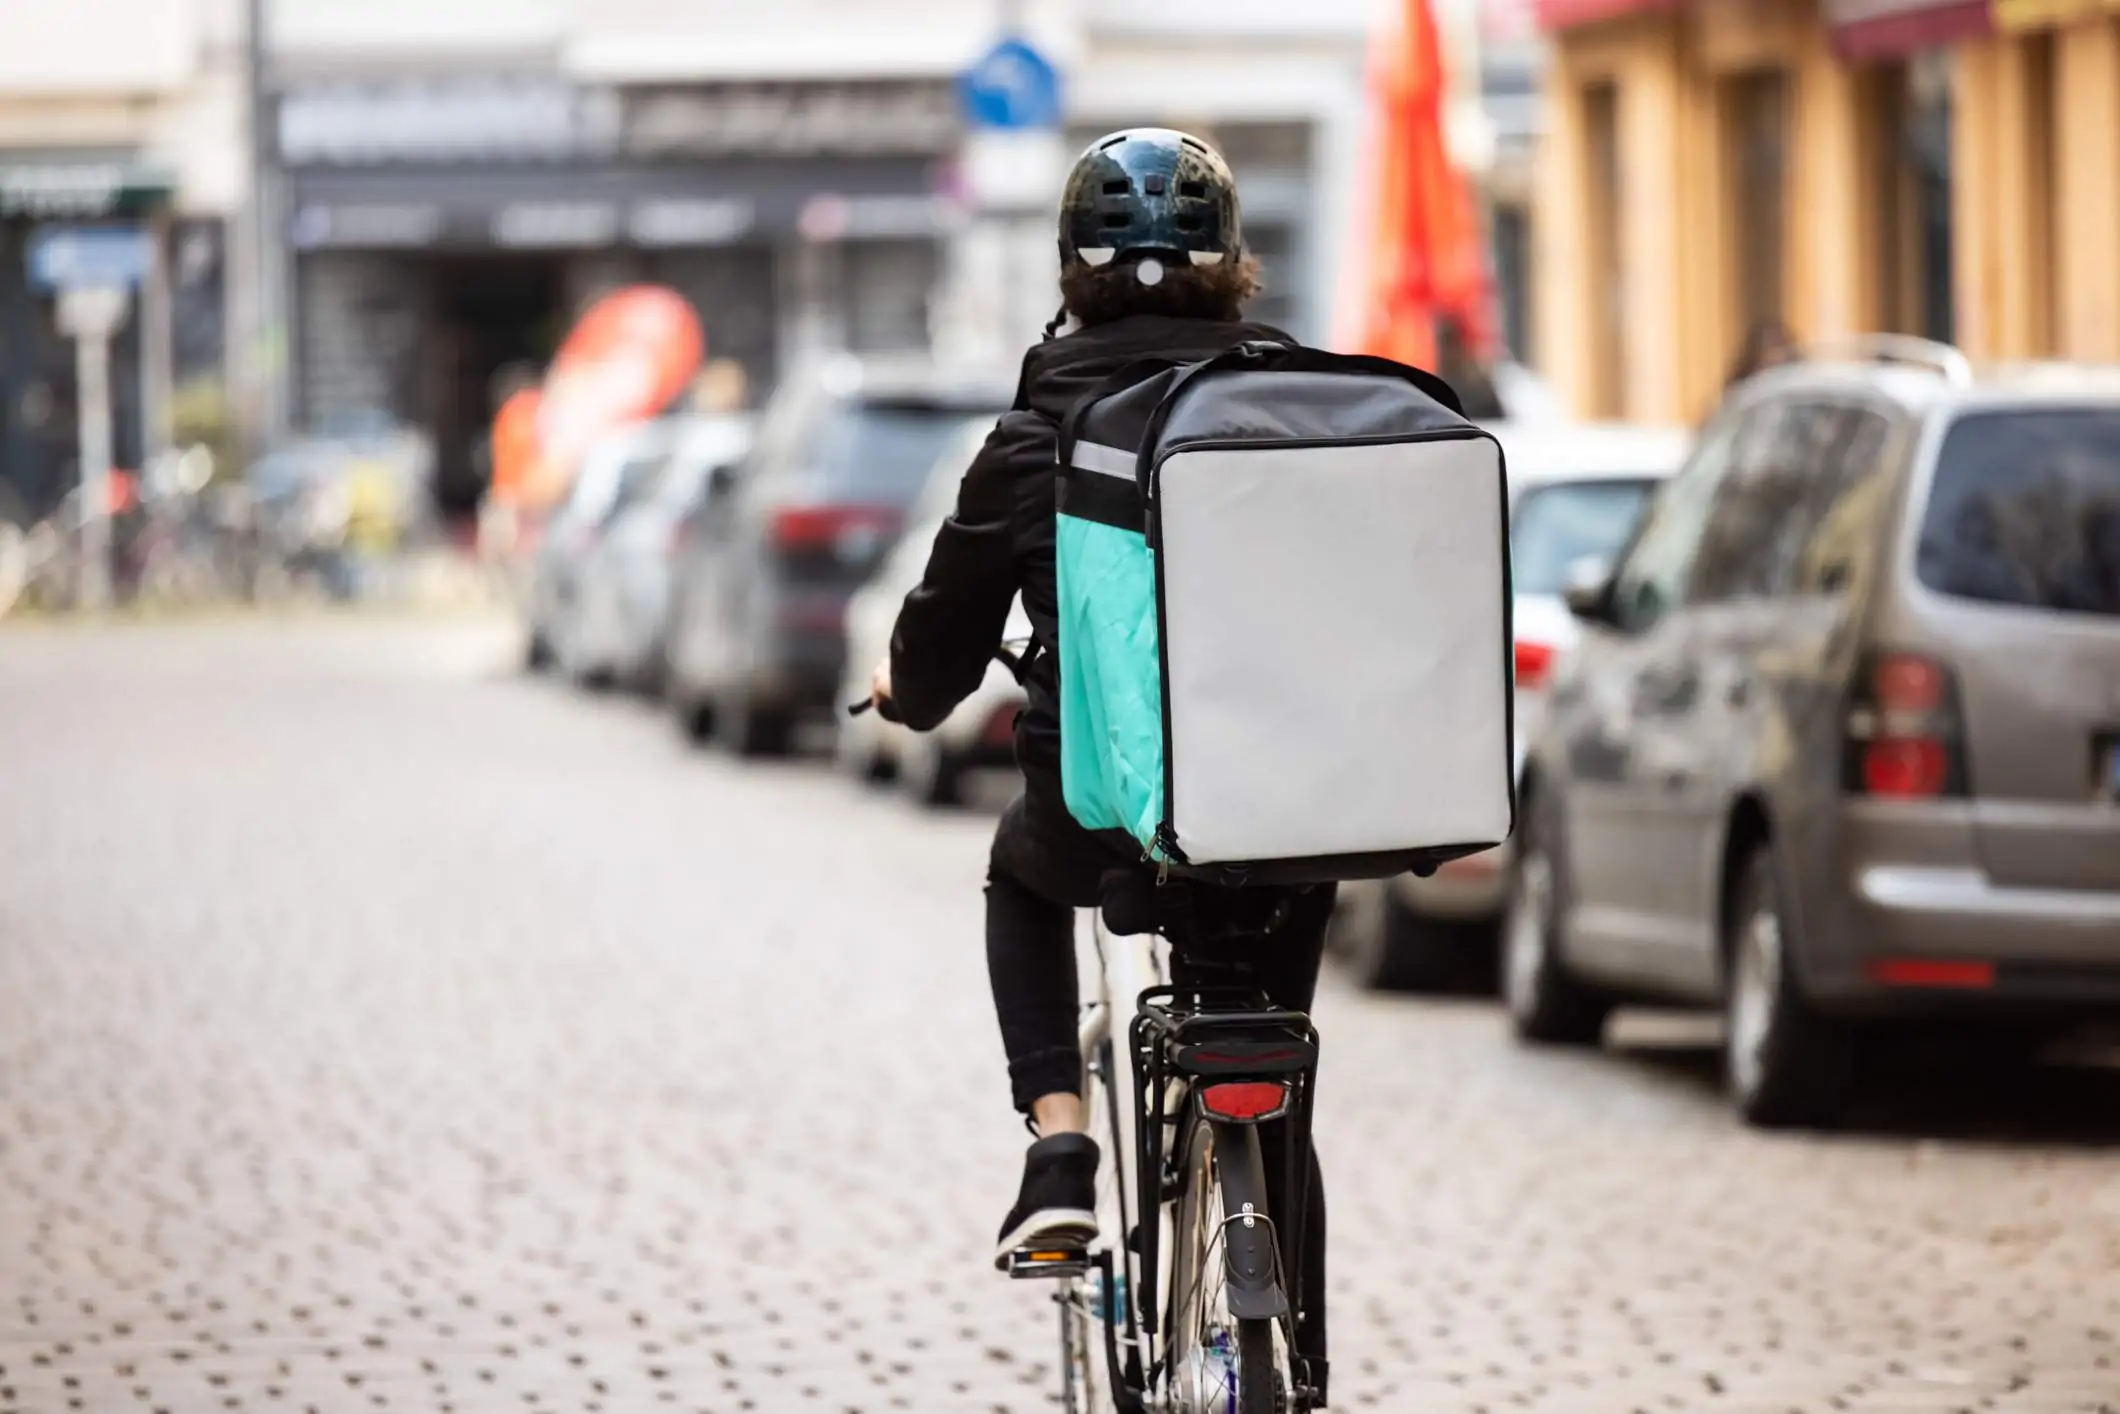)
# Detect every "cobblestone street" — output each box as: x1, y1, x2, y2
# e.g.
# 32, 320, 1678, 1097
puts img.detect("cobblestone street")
3, 617, 2119, 1414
